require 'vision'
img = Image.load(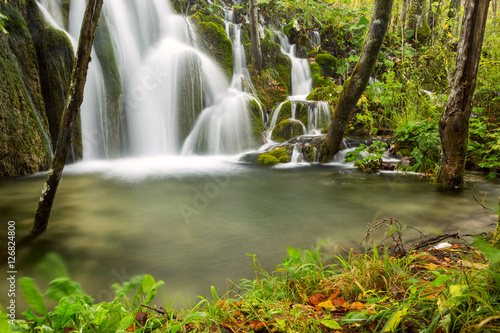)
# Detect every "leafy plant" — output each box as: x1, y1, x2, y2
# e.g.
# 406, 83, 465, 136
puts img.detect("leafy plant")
468, 115, 500, 178
394, 119, 441, 175
345, 140, 388, 172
